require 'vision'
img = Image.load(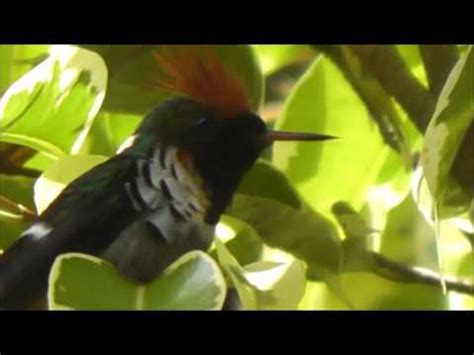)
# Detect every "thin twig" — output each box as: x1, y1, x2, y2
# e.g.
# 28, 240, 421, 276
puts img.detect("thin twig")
0, 196, 37, 220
